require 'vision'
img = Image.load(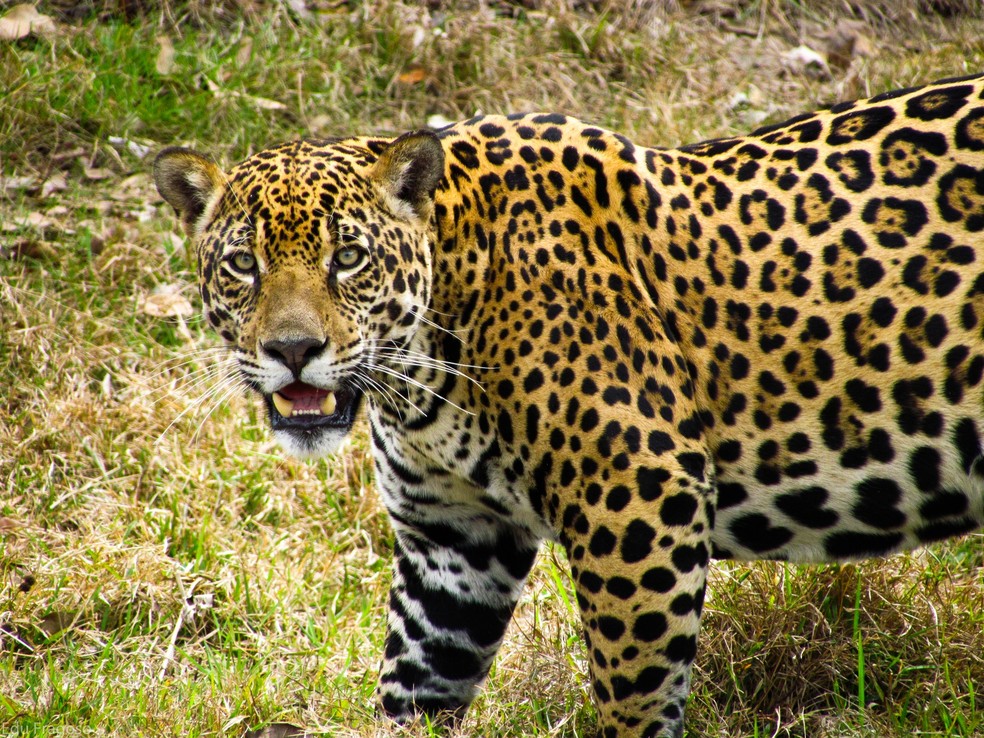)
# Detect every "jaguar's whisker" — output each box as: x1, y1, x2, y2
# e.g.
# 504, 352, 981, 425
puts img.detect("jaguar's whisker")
366, 362, 474, 416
